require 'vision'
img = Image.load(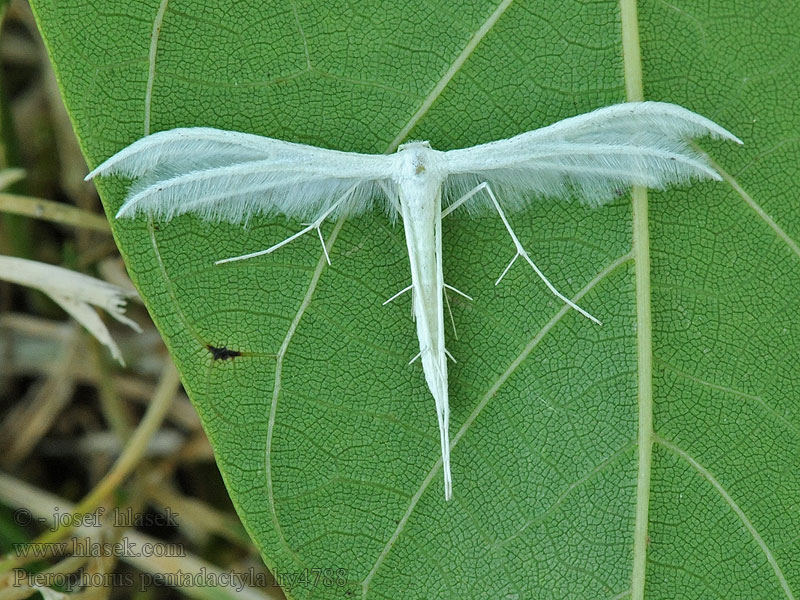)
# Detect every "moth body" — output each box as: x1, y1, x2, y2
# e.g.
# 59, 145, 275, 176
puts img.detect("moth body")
394, 149, 452, 498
